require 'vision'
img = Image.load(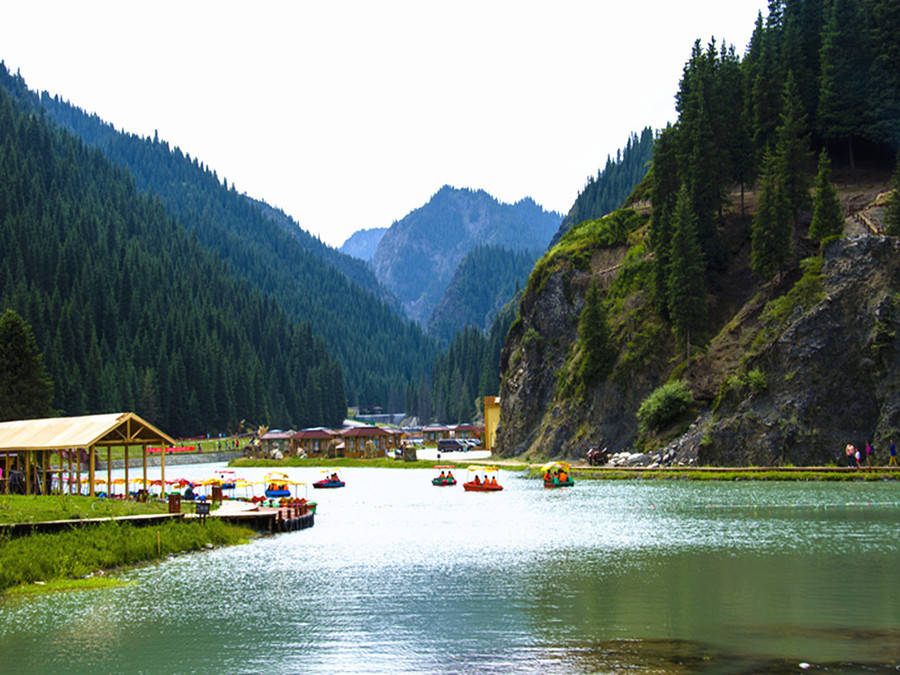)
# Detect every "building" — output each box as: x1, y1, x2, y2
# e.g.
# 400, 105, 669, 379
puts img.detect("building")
292, 428, 339, 457
483, 396, 500, 451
